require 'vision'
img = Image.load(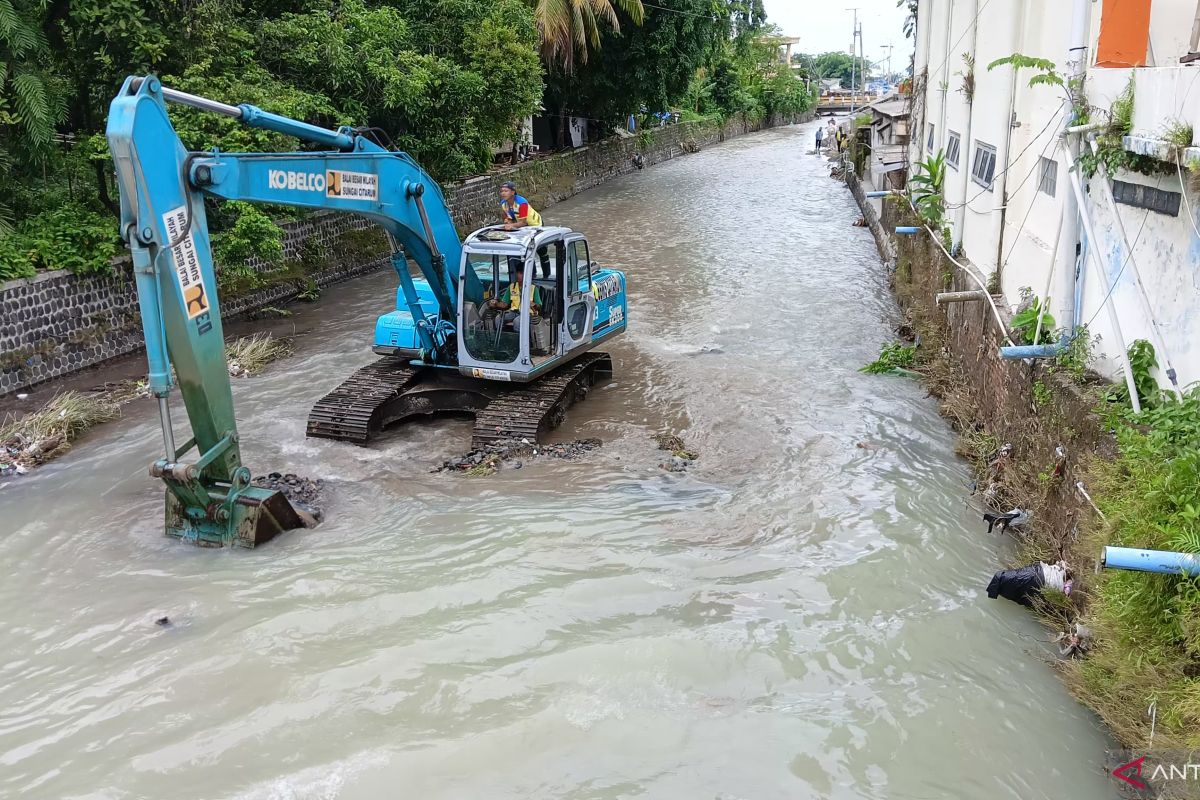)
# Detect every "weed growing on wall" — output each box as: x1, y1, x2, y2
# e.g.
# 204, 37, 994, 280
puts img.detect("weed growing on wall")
909, 150, 947, 228
1010, 292, 1056, 345
1053, 326, 1098, 385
